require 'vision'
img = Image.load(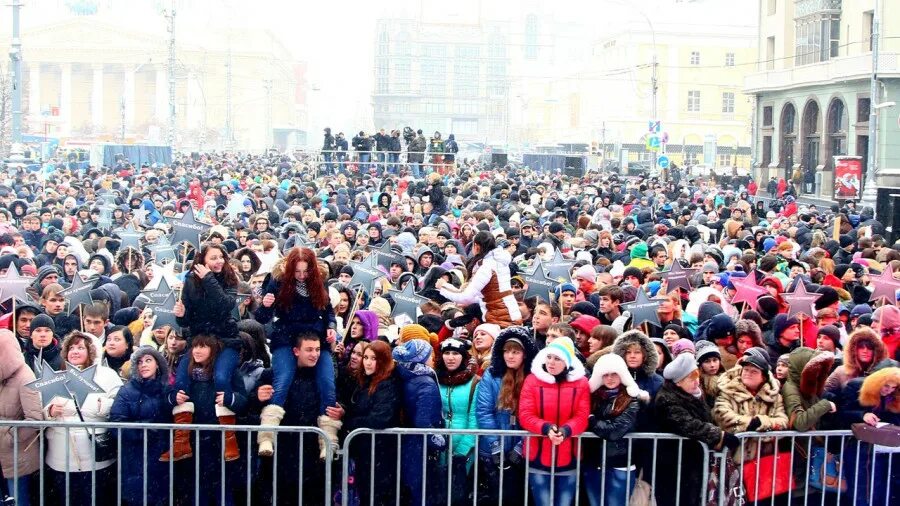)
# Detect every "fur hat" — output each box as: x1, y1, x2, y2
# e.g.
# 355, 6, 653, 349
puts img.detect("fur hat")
589, 353, 648, 401
858, 364, 900, 413
612, 330, 658, 376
